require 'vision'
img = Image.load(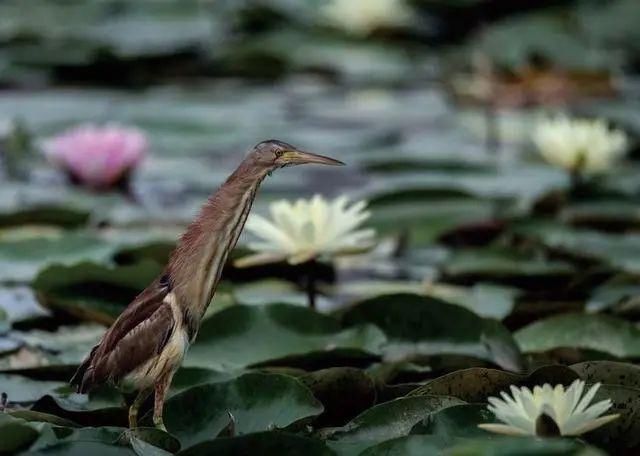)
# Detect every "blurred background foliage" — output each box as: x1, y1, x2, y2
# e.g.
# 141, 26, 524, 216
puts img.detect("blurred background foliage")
2, 0, 640, 454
